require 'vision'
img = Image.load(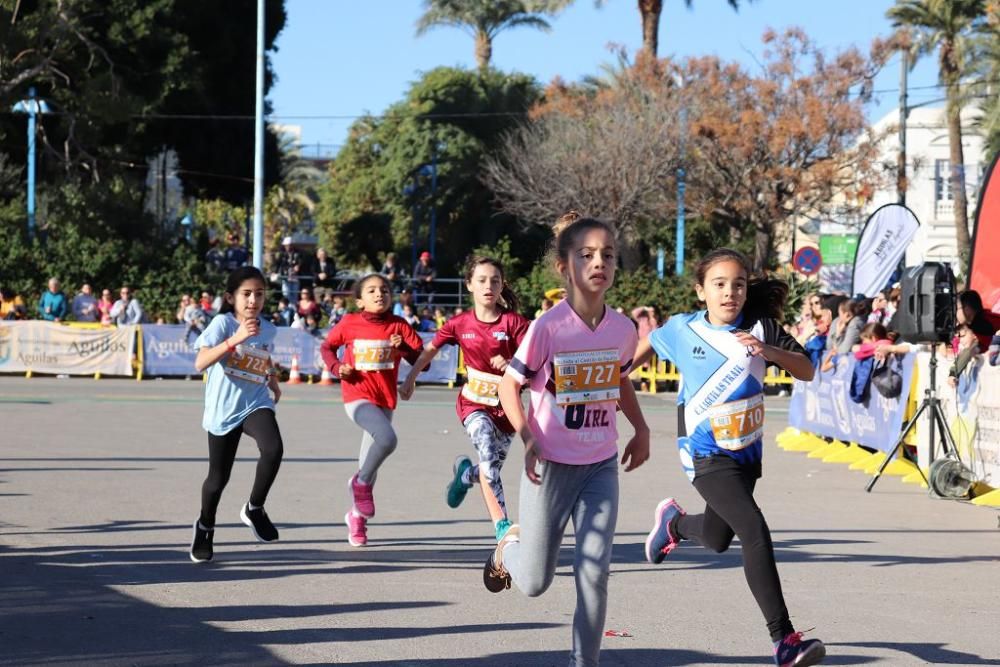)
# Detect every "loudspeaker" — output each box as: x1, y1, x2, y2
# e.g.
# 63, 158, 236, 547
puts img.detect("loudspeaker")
894, 262, 956, 344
